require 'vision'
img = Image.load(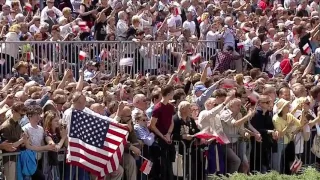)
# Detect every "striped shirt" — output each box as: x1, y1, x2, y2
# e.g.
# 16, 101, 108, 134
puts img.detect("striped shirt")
217, 108, 245, 143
